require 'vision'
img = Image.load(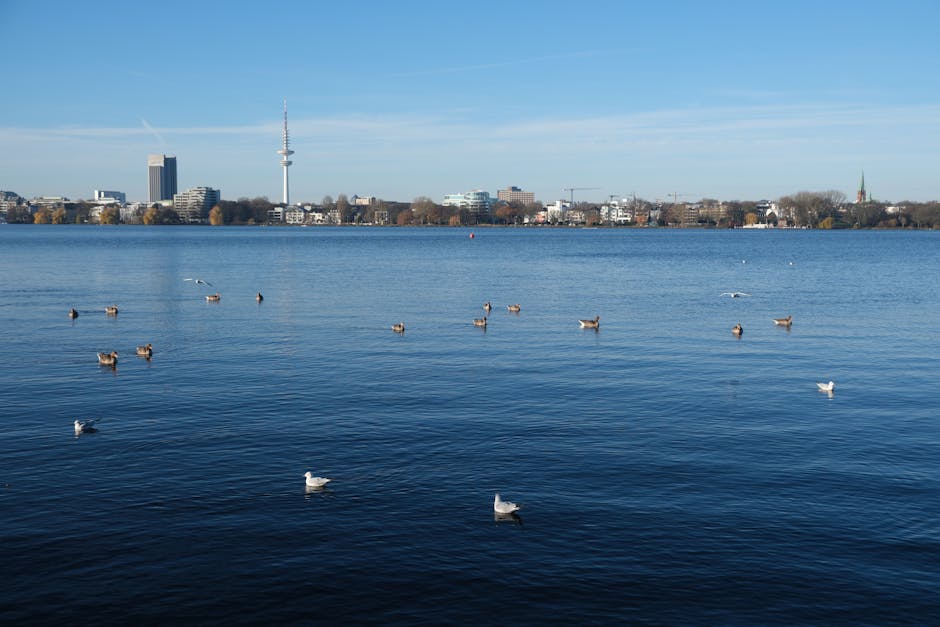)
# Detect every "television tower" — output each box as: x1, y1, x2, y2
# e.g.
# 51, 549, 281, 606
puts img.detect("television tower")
277, 100, 294, 205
